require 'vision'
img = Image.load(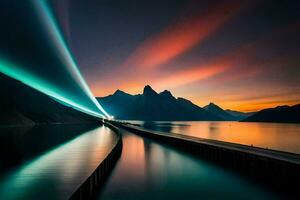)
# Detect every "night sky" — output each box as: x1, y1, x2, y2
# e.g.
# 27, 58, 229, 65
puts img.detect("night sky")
55, 0, 300, 112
